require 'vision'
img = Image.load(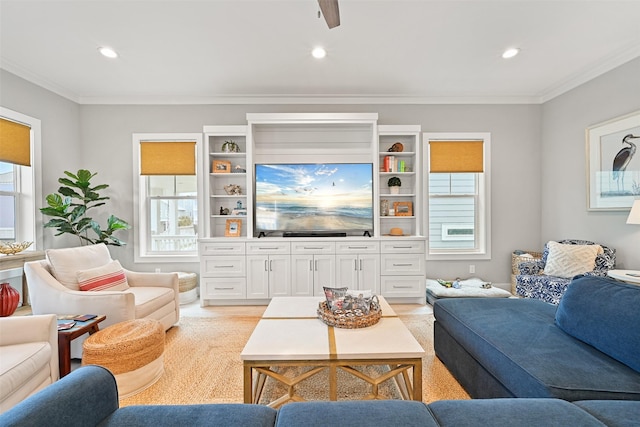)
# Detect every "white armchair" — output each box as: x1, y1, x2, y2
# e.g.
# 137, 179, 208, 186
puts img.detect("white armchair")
0, 314, 59, 413
24, 244, 179, 358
